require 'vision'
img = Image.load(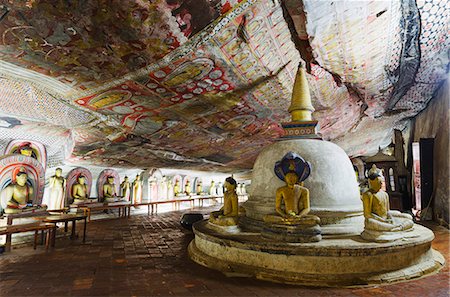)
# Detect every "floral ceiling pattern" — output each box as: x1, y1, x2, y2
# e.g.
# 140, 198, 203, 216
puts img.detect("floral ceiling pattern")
0, 0, 448, 172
